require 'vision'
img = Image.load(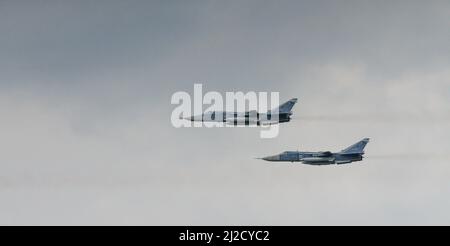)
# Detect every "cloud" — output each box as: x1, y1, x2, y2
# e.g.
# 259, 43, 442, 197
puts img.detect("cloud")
1, 0, 450, 225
